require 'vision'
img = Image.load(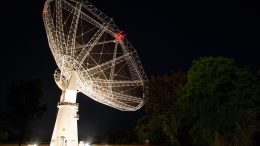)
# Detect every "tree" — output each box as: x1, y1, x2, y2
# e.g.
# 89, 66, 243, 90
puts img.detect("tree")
136, 71, 186, 146
177, 57, 260, 146
0, 130, 9, 142
5, 79, 46, 146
